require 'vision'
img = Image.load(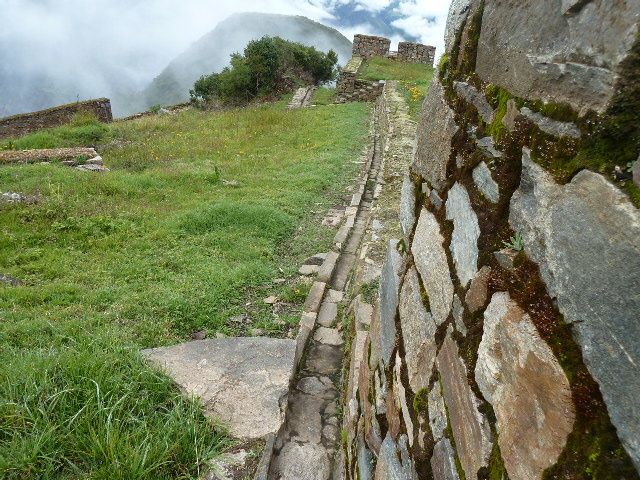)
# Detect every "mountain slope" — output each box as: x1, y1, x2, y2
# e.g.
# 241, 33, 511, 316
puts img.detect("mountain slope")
140, 13, 352, 111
